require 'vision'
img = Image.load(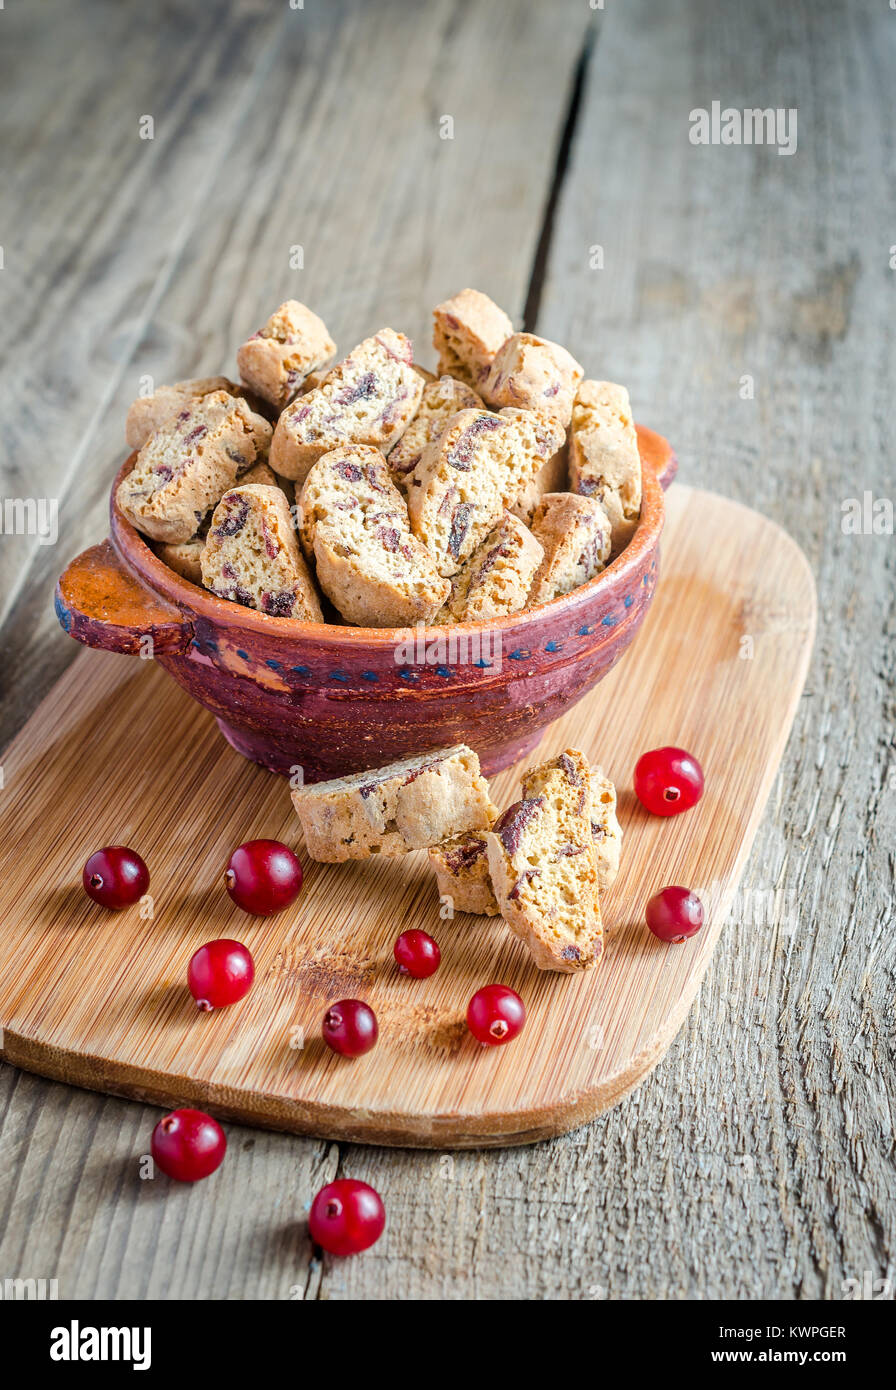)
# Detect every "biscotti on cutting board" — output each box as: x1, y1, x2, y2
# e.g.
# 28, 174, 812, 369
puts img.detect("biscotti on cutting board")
292, 744, 498, 862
